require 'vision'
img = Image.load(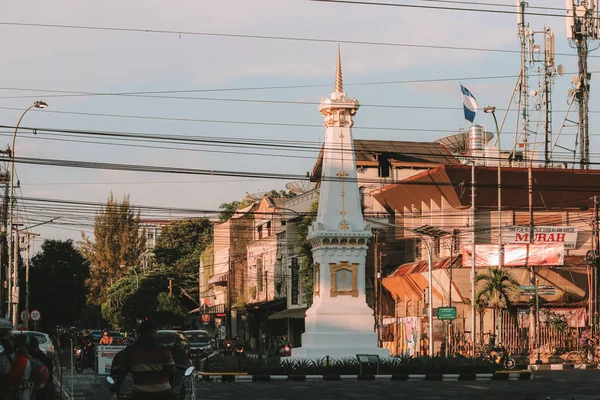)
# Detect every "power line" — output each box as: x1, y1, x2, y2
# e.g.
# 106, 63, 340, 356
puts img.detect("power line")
0, 19, 590, 60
